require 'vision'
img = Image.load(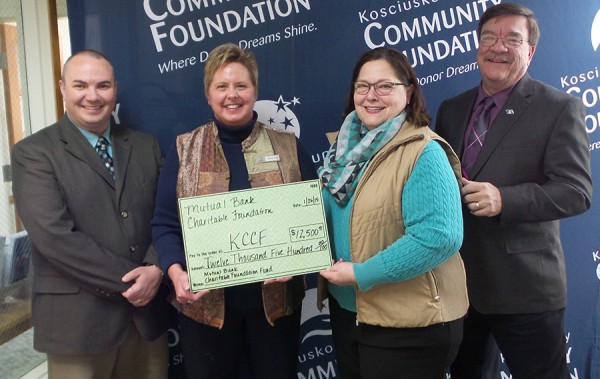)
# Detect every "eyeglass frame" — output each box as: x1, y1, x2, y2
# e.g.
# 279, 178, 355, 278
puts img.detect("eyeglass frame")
353, 81, 409, 96
479, 33, 529, 48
